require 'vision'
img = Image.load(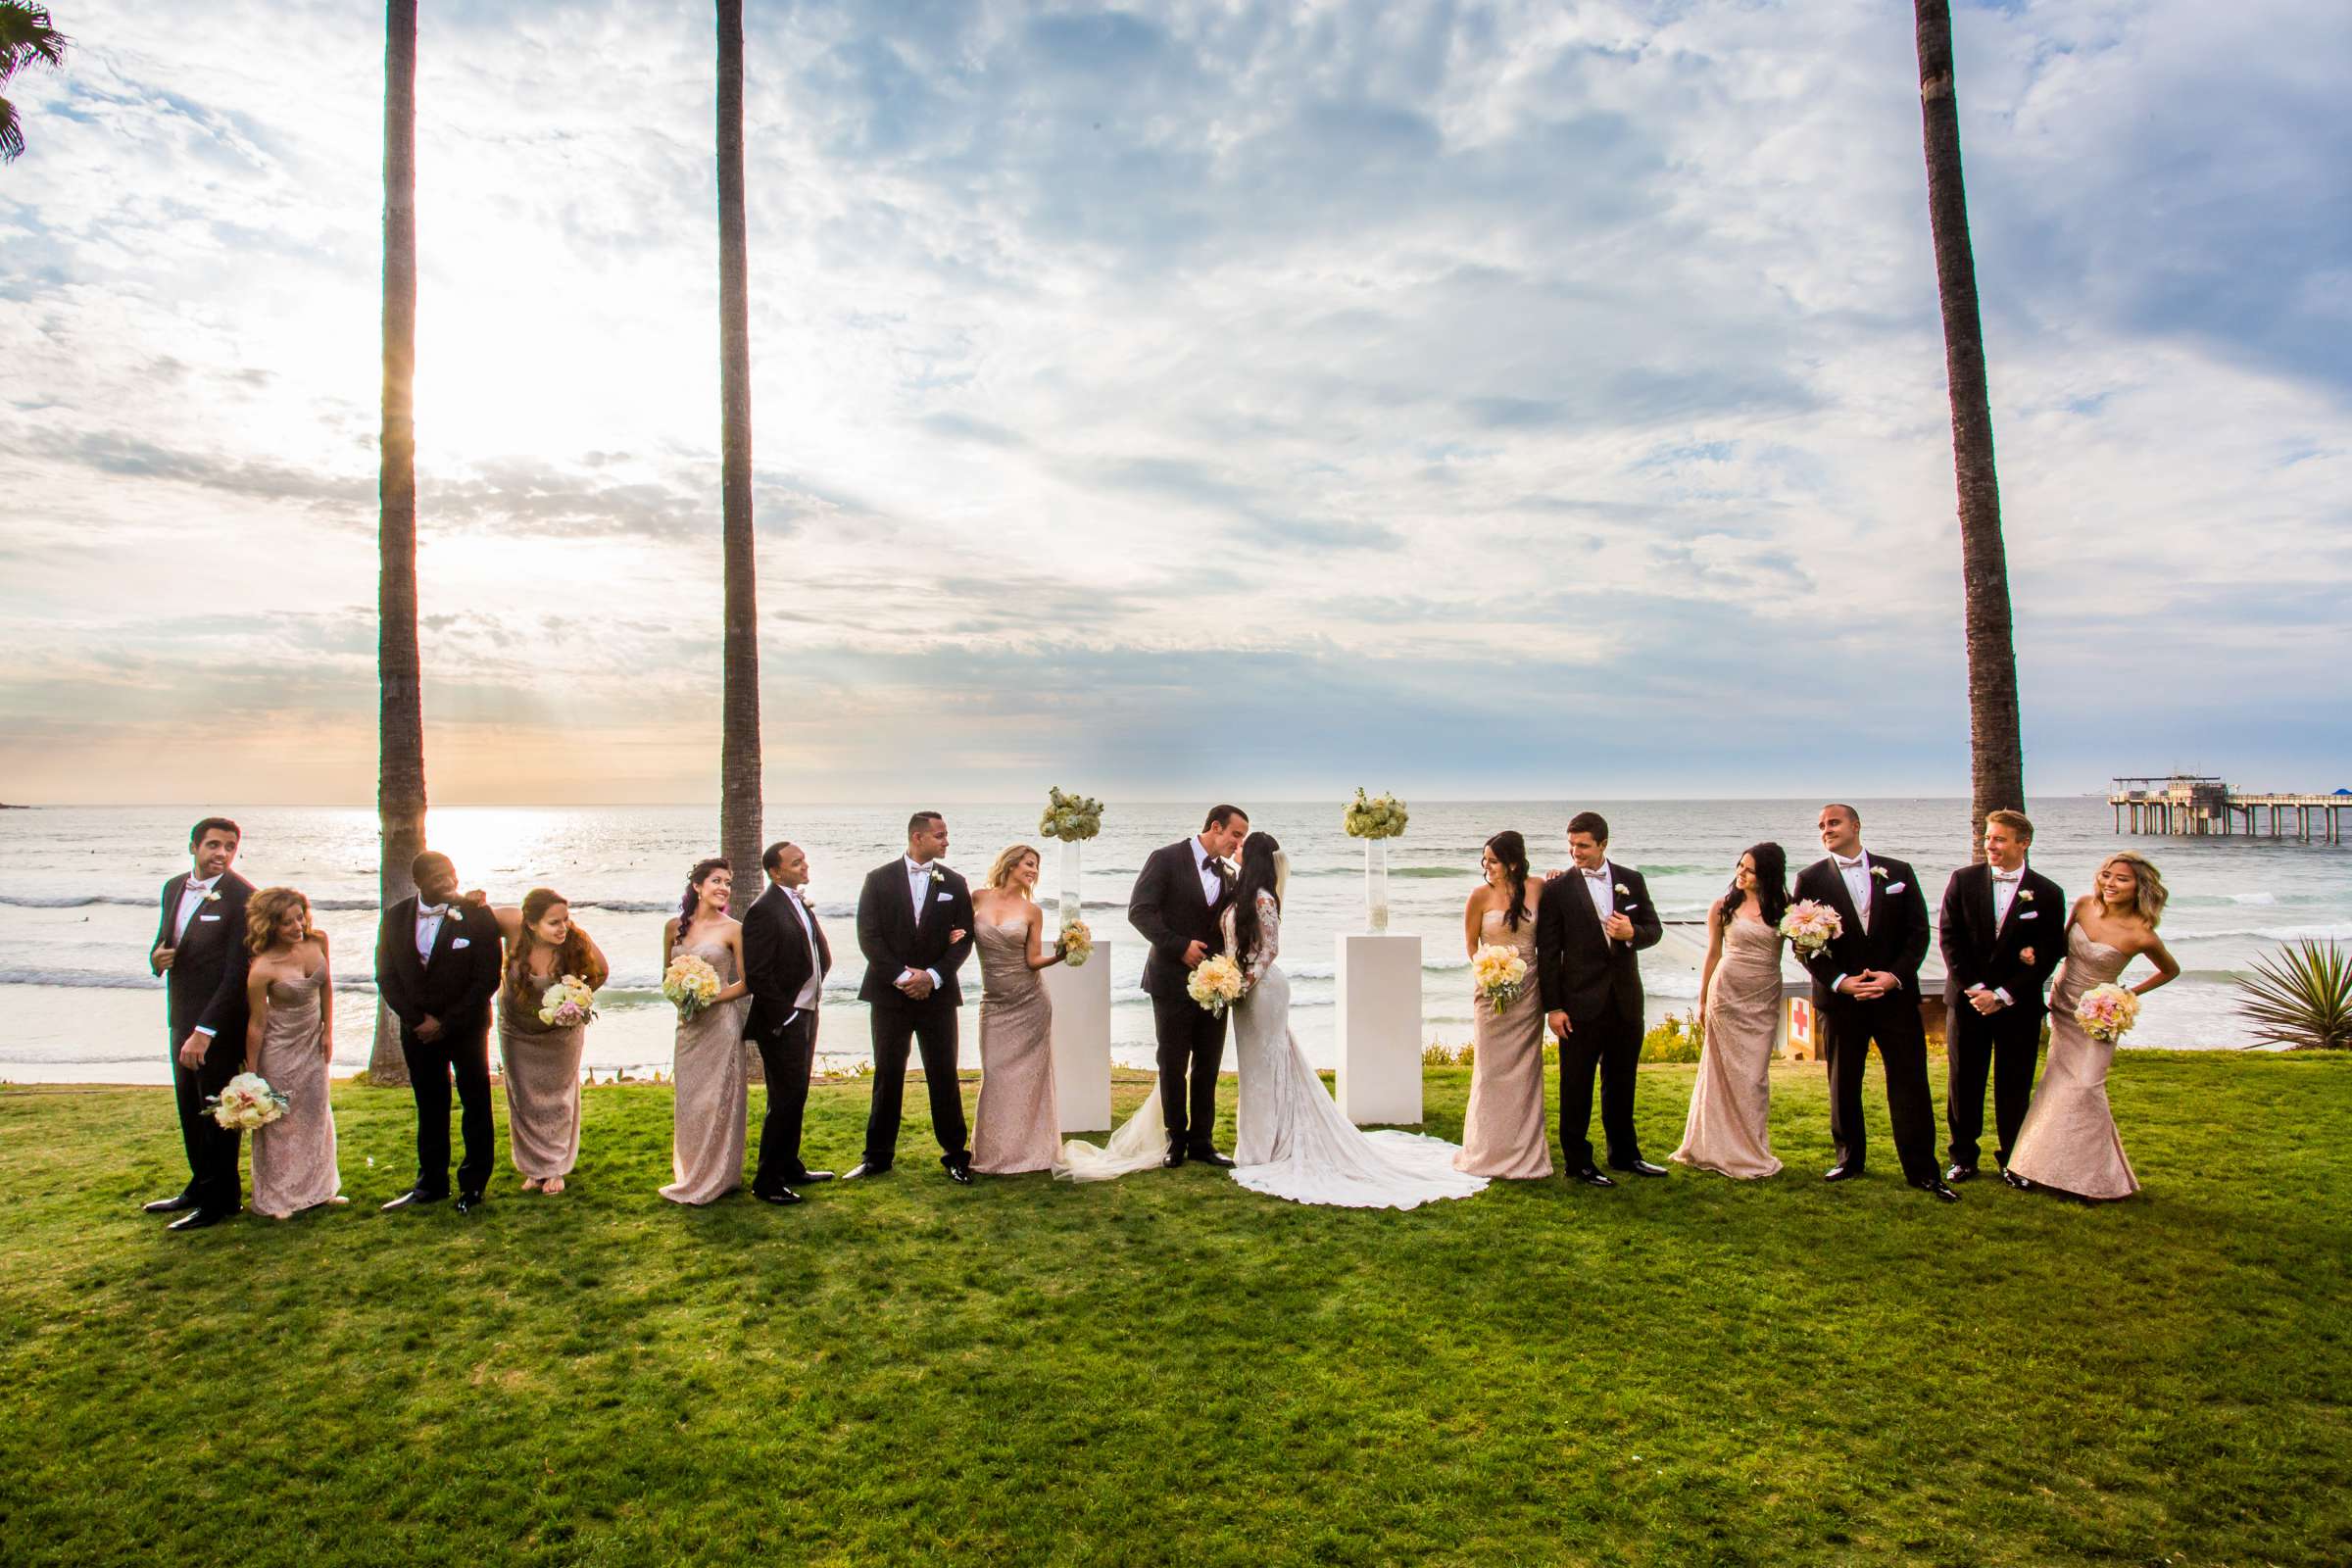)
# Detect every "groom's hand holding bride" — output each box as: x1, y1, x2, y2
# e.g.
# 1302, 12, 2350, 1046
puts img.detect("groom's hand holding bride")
1183, 939, 1210, 967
